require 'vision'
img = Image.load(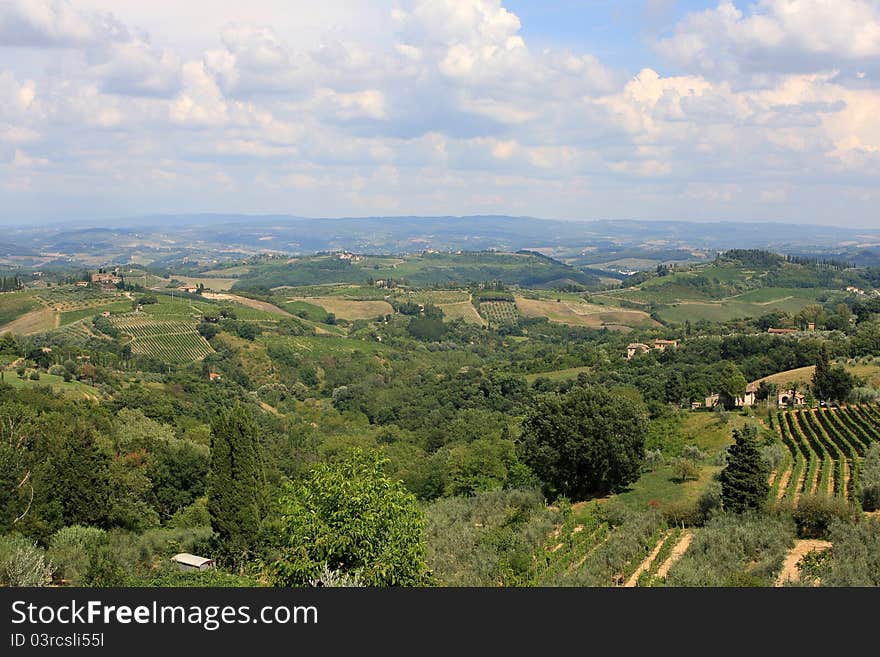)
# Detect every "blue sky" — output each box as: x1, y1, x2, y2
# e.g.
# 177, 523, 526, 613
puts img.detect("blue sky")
1, 1, 880, 228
